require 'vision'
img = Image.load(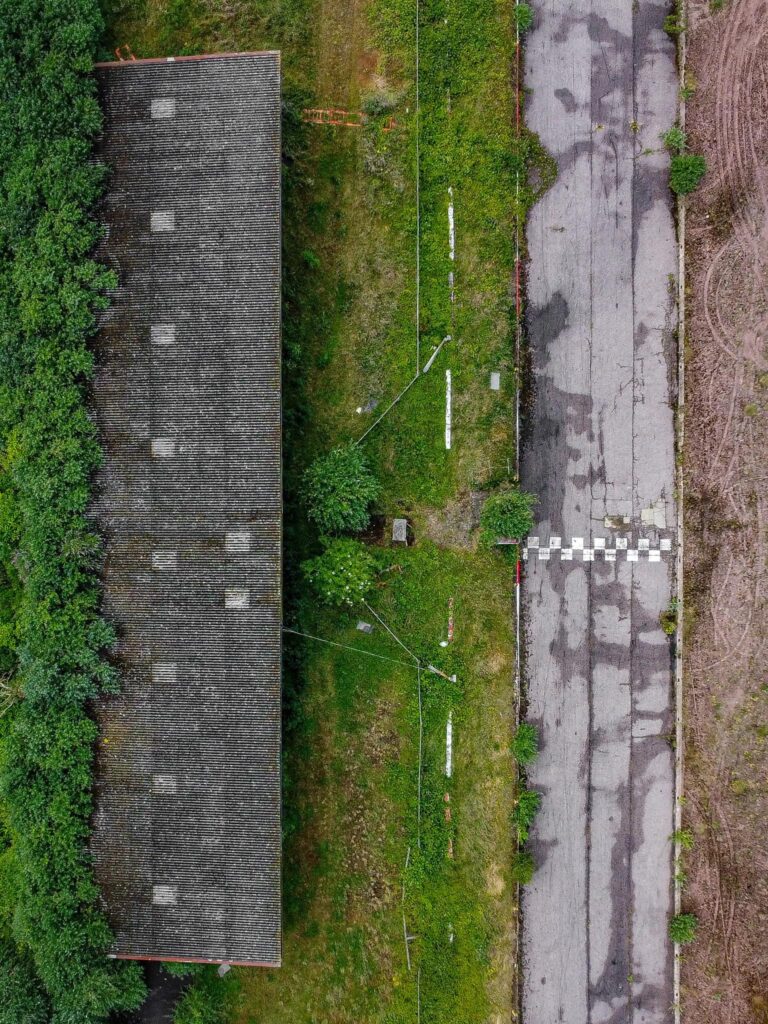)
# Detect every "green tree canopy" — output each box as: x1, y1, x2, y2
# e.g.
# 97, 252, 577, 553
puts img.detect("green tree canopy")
303, 445, 380, 534
303, 538, 378, 607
